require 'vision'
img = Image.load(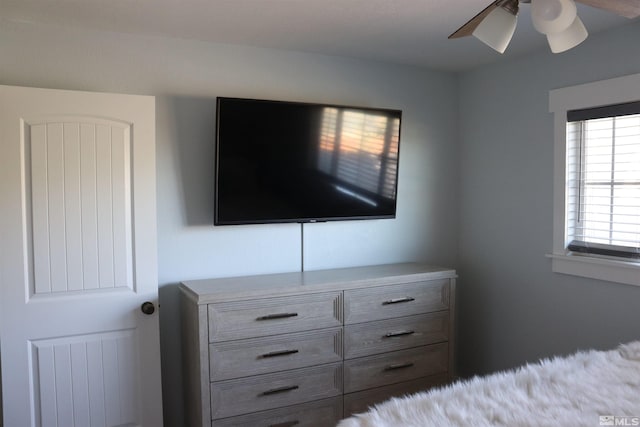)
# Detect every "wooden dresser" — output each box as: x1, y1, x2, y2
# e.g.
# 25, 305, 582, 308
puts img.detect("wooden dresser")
180, 263, 456, 426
